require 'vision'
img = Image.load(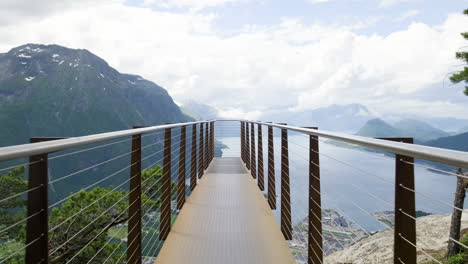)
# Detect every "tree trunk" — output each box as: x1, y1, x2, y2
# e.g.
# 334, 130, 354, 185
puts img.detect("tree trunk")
447, 168, 468, 258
